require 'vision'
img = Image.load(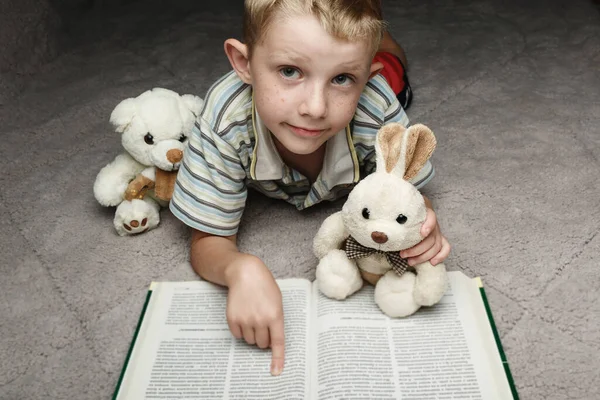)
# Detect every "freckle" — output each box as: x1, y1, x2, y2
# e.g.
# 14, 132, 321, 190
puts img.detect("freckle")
281, 98, 285, 103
